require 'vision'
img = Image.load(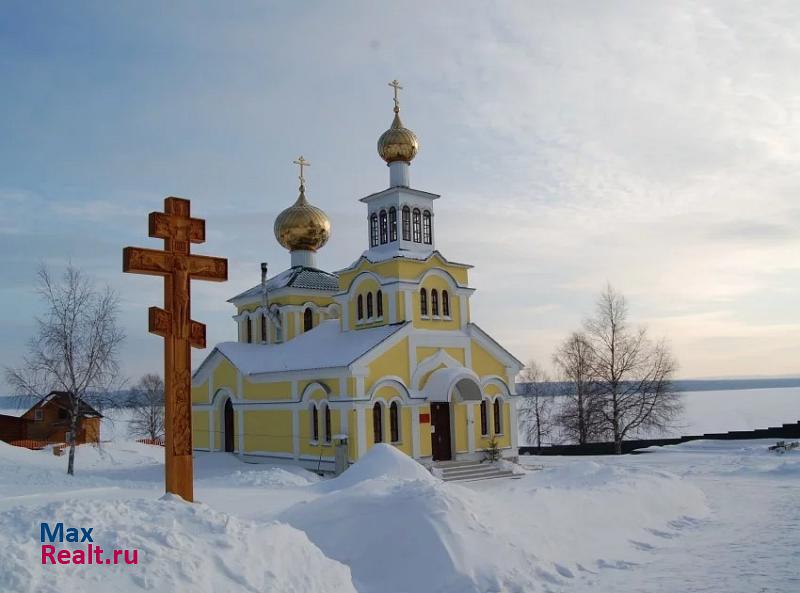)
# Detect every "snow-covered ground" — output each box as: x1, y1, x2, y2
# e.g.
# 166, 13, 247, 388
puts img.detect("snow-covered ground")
0, 424, 797, 592
671, 387, 800, 436
521, 386, 800, 444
